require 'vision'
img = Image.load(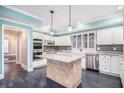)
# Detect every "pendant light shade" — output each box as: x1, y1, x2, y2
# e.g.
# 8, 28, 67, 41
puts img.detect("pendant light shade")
68, 26, 72, 31
50, 10, 54, 35
68, 5, 72, 31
